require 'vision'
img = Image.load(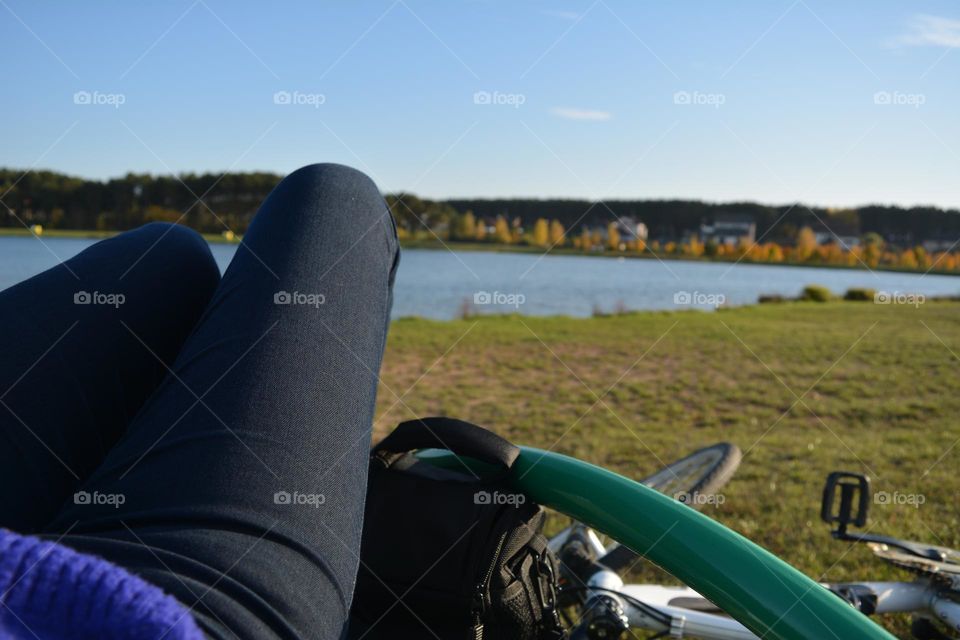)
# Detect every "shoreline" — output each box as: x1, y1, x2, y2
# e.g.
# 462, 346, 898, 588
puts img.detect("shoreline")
0, 227, 238, 245
390, 297, 960, 323
398, 239, 960, 278
2, 228, 958, 278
